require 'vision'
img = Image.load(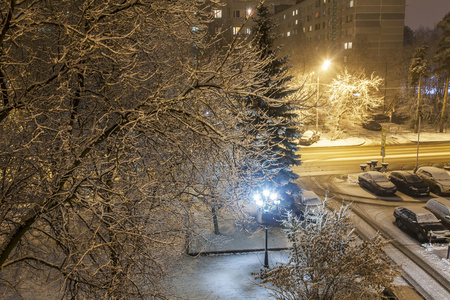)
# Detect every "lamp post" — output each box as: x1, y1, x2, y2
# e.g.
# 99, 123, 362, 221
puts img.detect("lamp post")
254, 189, 278, 269
415, 107, 422, 172
316, 60, 331, 132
